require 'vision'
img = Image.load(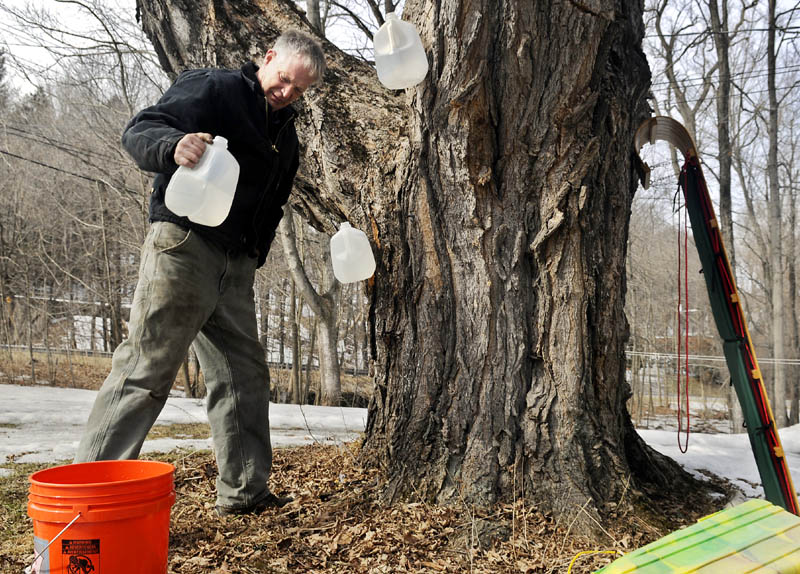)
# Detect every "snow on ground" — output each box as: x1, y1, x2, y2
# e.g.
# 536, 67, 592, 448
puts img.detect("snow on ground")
0, 384, 366, 469
640, 427, 800, 499
2, 383, 800, 503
